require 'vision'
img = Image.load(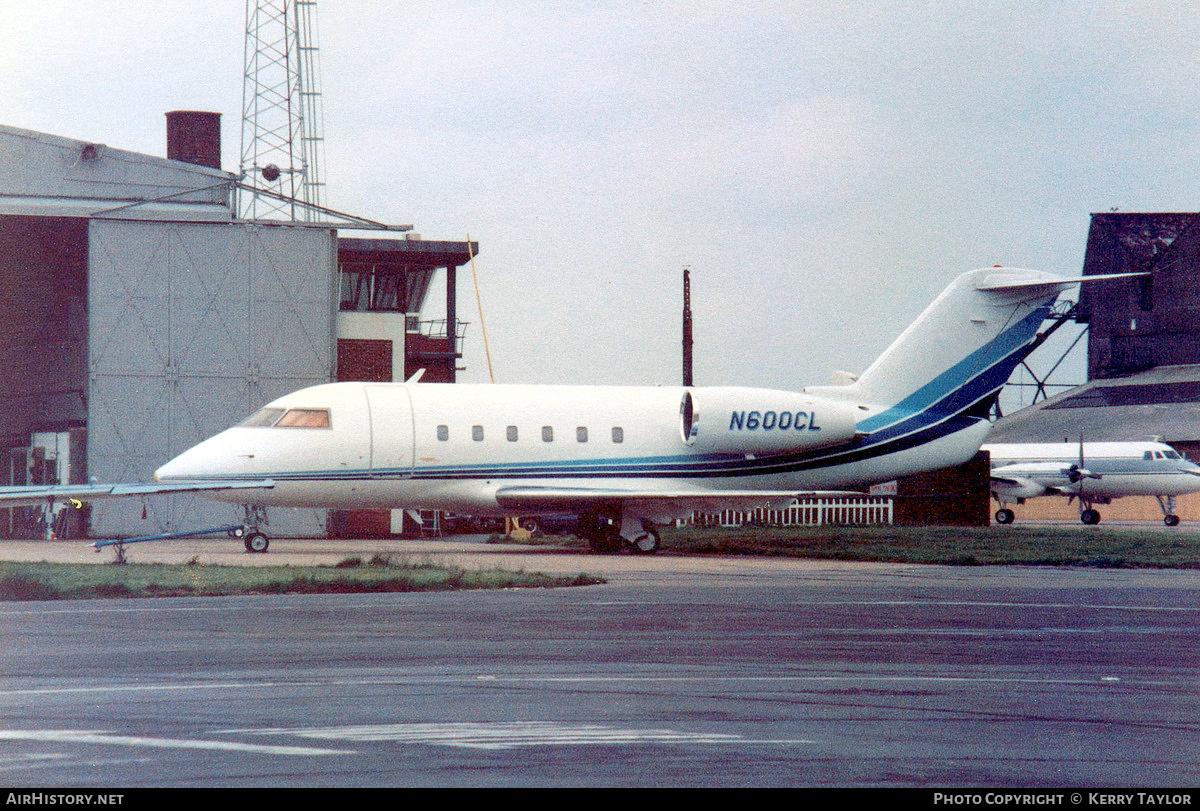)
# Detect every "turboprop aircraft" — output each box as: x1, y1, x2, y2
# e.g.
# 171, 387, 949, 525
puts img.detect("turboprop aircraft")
154, 266, 1141, 554
983, 439, 1200, 526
